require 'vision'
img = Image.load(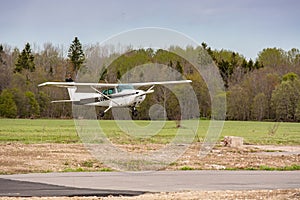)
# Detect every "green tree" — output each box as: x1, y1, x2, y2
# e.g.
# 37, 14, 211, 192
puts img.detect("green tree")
296, 101, 300, 121
175, 61, 183, 74
0, 89, 17, 118
175, 61, 184, 80
227, 85, 251, 120
287, 48, 300, 69
0, 44, 5, 65
68, 37, 85, 78
37, 91, 50, 117
218, 59, 233, 88
201, 42, 213, 56
24, 91, 40, 118
36, 43, 66, 79
10, 88, 26, 117
251, 93, 267, 121
271, 74, 300, 121
117, 70, 121, 80
282, 72, 298, 82
209, 49, 245, 88
0, 45, 12, 92
15, 43, 35, 73
257, 48, 286, 69
211, 92, 226, 120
